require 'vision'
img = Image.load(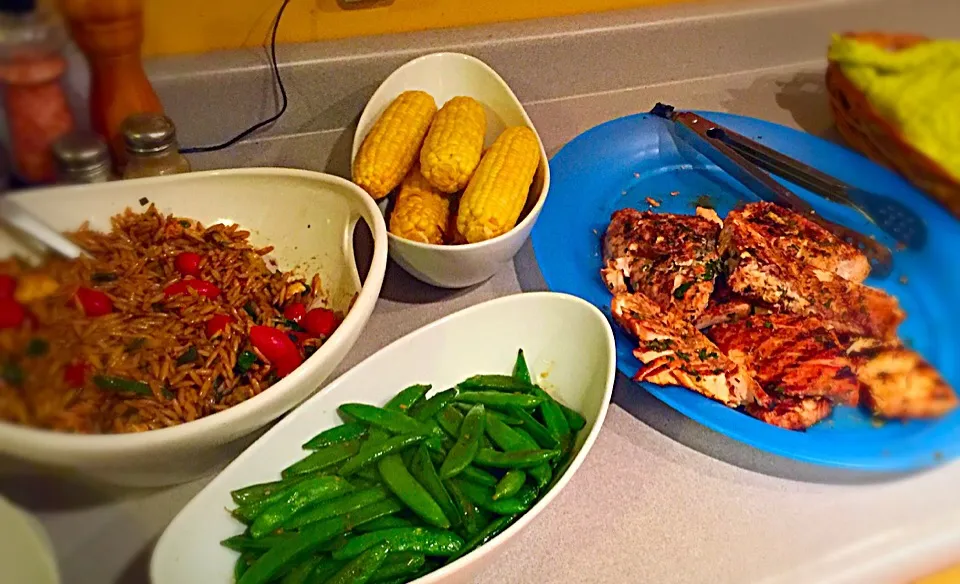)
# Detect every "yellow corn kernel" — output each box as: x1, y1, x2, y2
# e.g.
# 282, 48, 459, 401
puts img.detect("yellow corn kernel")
420, 96, 486, 193
389, 166, 451, 245
353, 91, 437, 200
456, 126, 540, 243
14, 273, 58, 303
